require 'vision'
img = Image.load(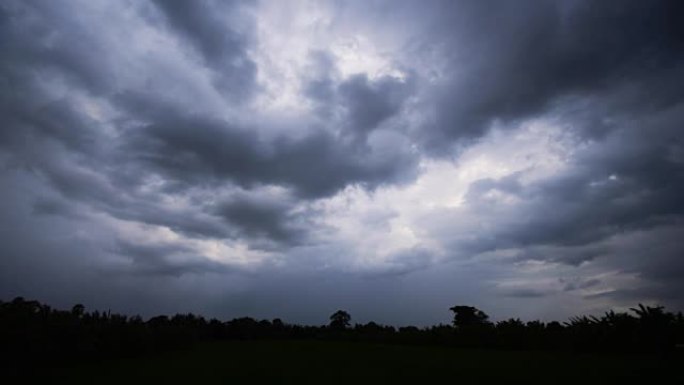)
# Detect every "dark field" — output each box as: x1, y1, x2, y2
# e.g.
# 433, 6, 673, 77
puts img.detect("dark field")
29, 340, 684, 384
